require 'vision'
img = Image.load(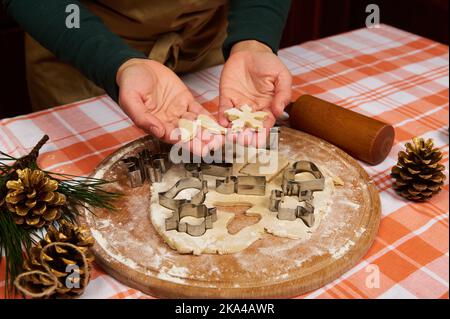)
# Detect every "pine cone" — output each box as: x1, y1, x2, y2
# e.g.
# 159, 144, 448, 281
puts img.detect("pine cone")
14, 270, 58, 299
391, 137, 446, 201
21, 220, 95, 298
5, 168, 66, 228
